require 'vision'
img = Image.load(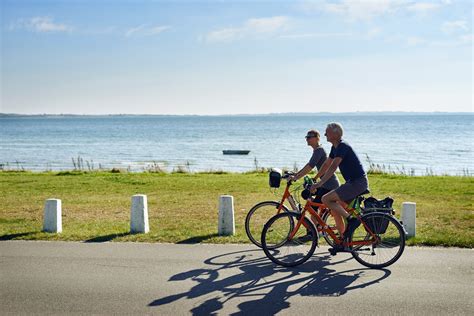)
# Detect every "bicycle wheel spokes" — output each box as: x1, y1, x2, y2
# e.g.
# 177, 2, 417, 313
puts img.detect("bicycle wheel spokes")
321, 210, 339, 247
351, 213, 405, 268
245, 202, 288, 248
262, 213, 318, 267
263, 213, 294, 248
